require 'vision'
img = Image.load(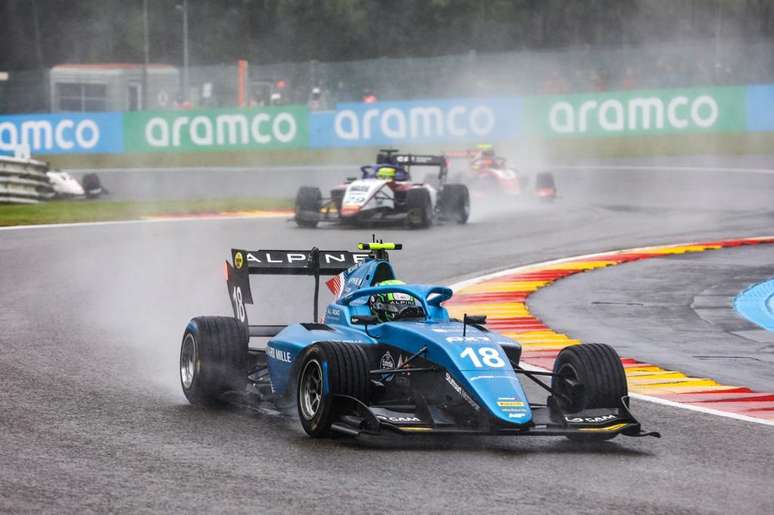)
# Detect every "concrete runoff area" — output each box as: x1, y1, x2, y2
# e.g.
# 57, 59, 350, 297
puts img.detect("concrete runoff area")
1, 160, 774, 513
